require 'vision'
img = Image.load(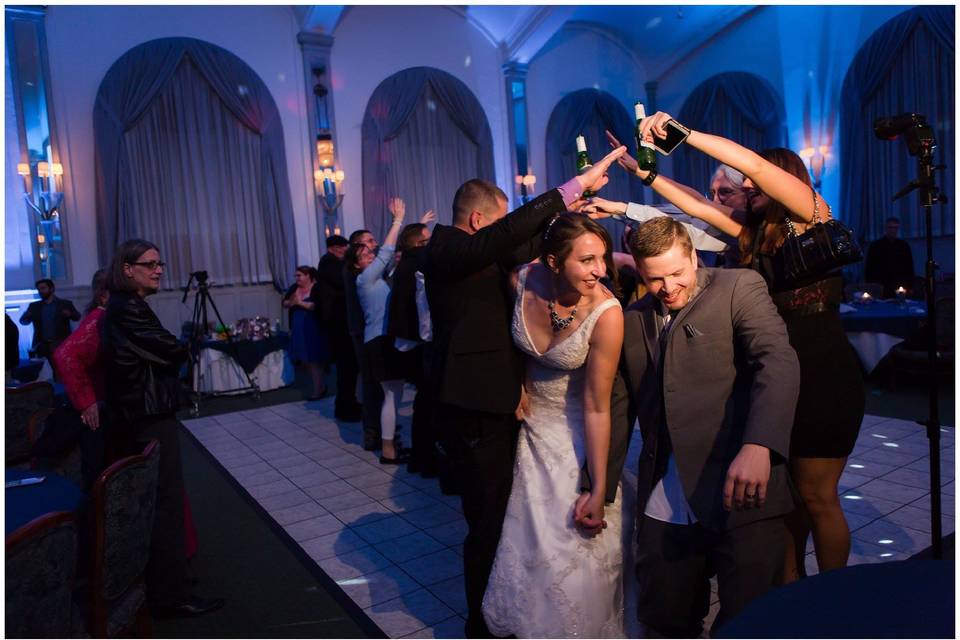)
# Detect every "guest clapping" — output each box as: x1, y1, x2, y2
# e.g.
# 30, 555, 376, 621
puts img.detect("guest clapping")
283, 266, 329, 400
